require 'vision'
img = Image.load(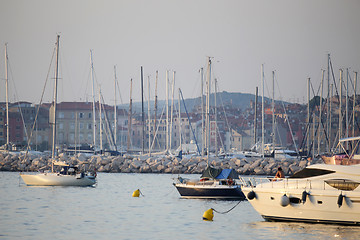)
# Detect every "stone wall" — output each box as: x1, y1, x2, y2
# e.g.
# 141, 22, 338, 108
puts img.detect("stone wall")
0, 152, 322, 176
